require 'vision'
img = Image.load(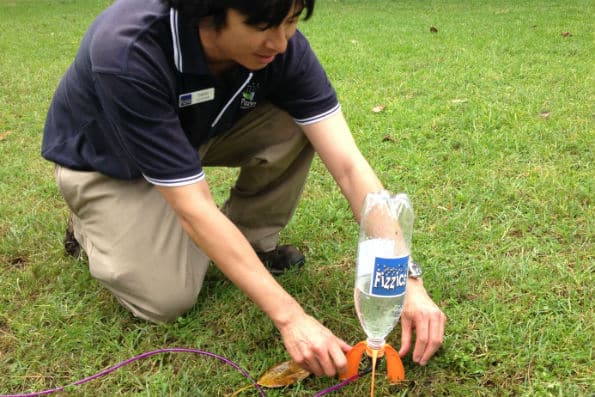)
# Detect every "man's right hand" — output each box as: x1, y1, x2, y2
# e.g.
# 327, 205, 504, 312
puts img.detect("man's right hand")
276, 311, 351, 377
